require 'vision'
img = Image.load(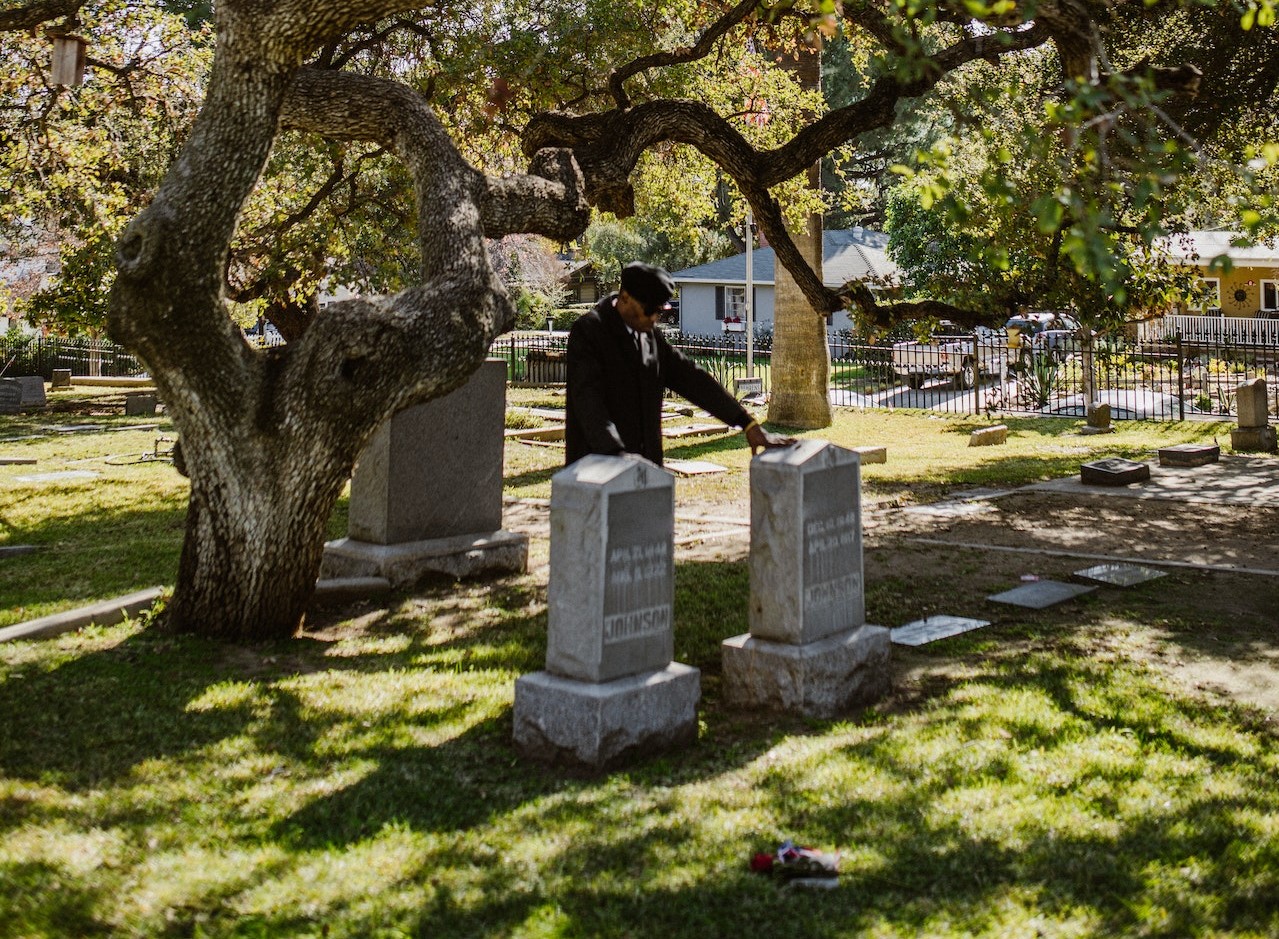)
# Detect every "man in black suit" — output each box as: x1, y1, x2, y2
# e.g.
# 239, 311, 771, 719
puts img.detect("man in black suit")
565, 261, 793, 466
